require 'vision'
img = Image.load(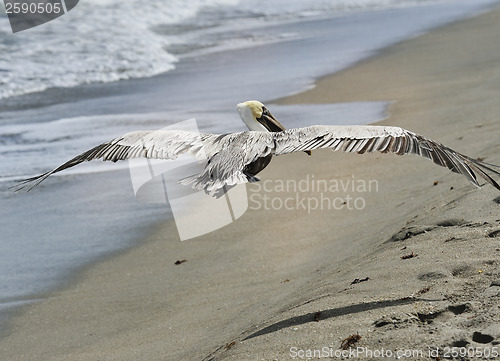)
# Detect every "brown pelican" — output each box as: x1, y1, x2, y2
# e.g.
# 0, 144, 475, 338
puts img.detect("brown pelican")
13, 100, 500, 195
